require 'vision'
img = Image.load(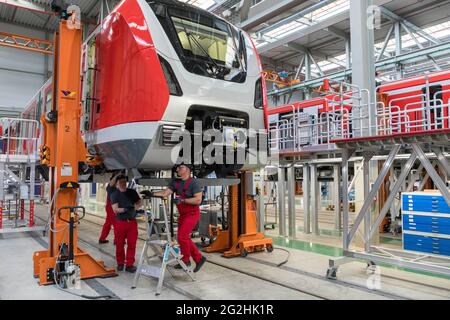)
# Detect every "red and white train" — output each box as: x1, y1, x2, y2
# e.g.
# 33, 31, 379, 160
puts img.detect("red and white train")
81, 0, 268, 177
22, 0, 269, 178
21, 0, 450, 168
